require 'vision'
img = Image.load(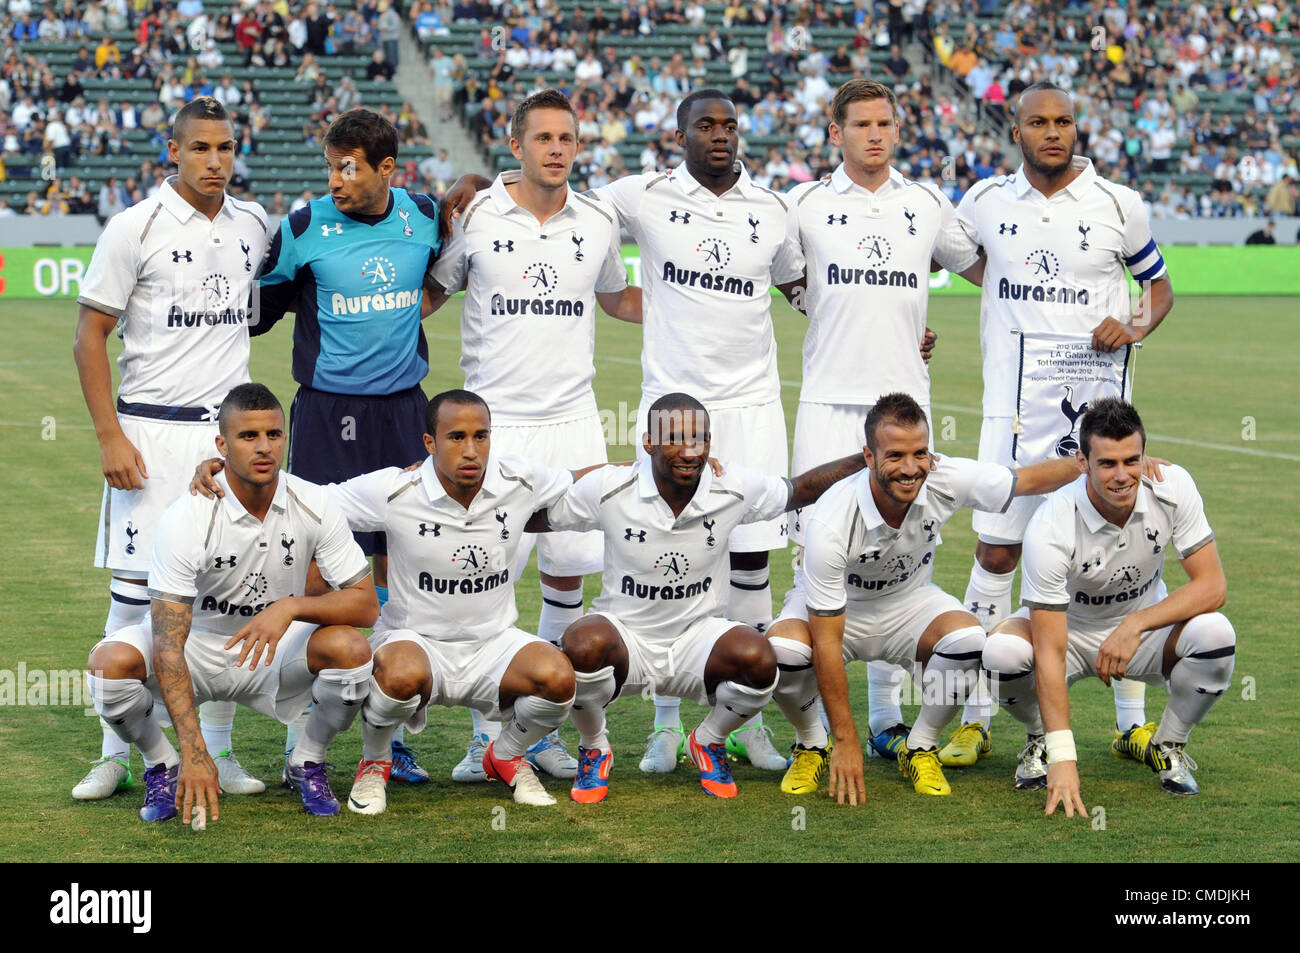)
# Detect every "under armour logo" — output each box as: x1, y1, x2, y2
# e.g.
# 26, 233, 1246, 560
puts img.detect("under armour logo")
239, 239, 251, 271
1081, 558, 1097, 574
281, 533, 295, 566
572, 234, 585, 261
1078, 221, 1091, 250
493, 240, 514, 252
703, 518, 716, 547
322, 223, 343, 237
998, 223, 1017, 235
124, 522, 139, 555
668, 210, 691, 224
418, 522, 441, 537
171, 249, 192, 263
904, 207, 916, 235
624, 528, 646, 542
1146, 528, 1162, 554
747, 214, 760, 243
779, 523, 788, 536
214, 555, 238, 569
968, 602, 996, 616
495, 510, 509, 540
827, 214, 847, 225
398, 206, 413, 237
858, 550, 880, 563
